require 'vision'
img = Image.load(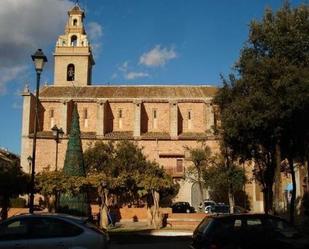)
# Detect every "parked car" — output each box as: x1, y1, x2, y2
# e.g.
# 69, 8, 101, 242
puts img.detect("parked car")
191, 213, 309, 249
202, 200, 216, 213
171, 202, 195, 213
211, 204, 230, 214
0, 213, 109, 249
